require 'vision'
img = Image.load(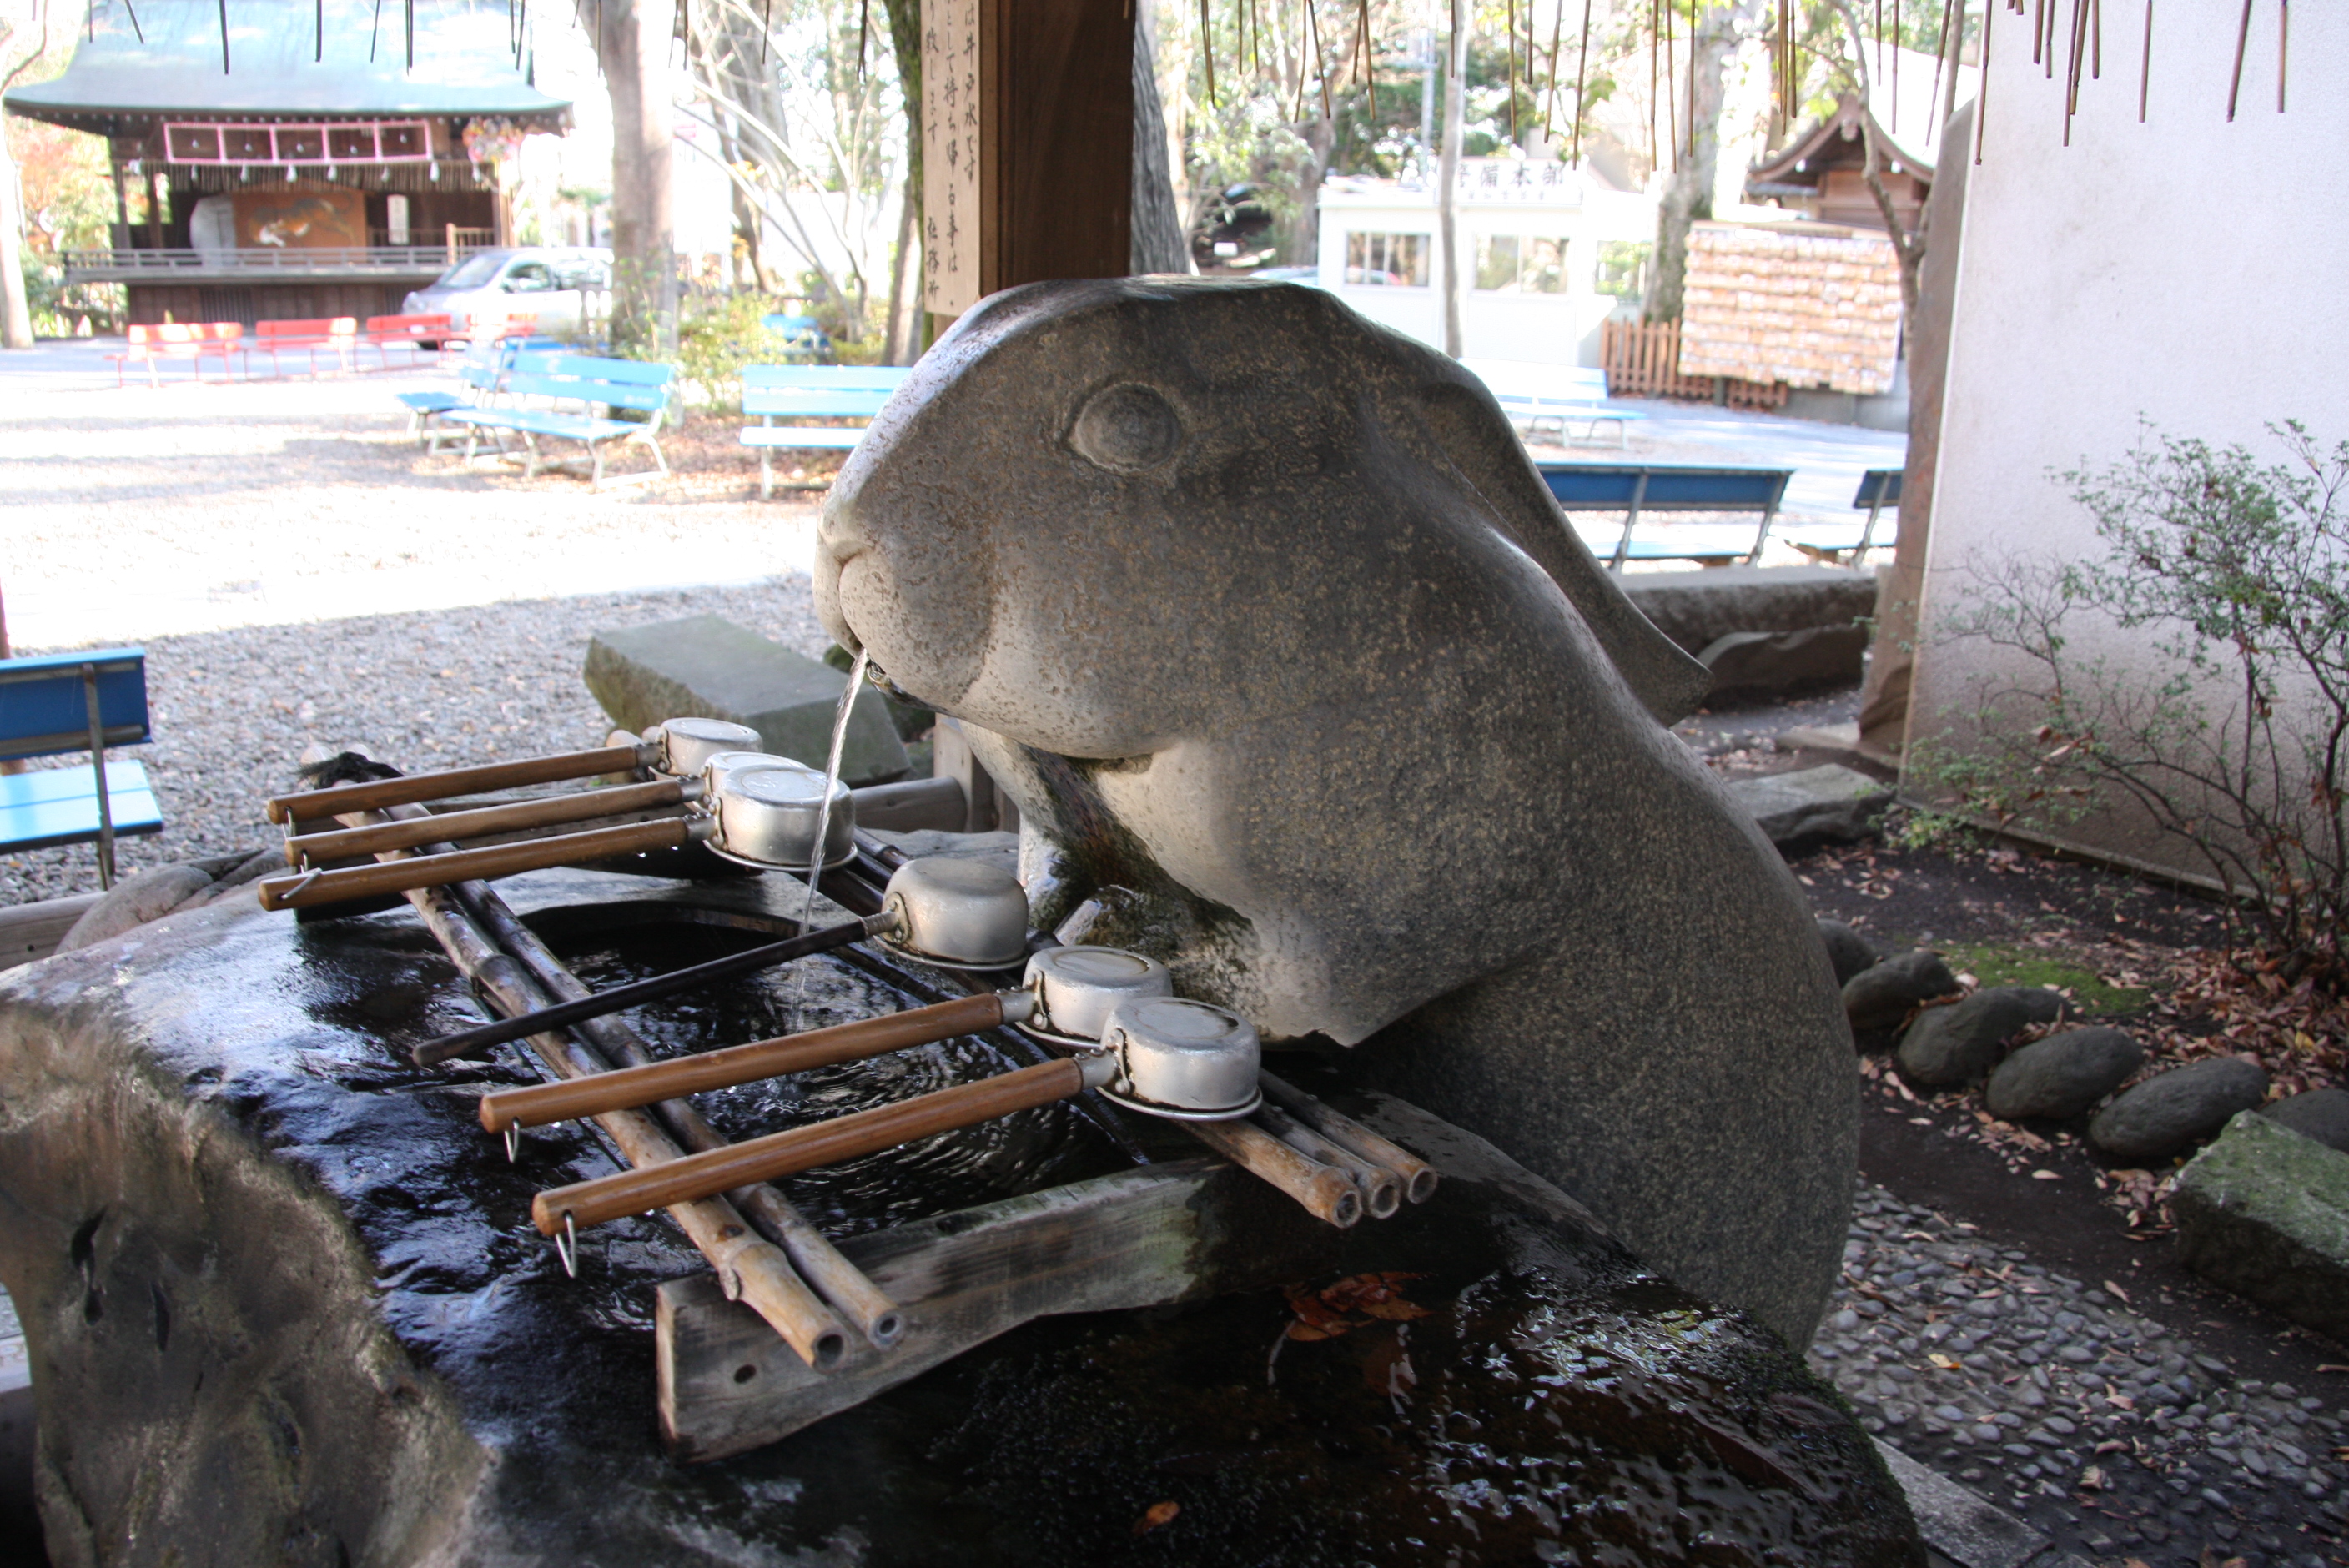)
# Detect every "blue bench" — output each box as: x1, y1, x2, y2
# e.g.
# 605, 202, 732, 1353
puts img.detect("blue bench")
1467, 359, 1647, 449
0, 649, 162, 889
395, 336, 567, 448
1535, 463, 1795, 569
443, 354, 677, 488
739, 365, 910, 498
1783, 468, 1904, 565
760, 313, 835, 360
